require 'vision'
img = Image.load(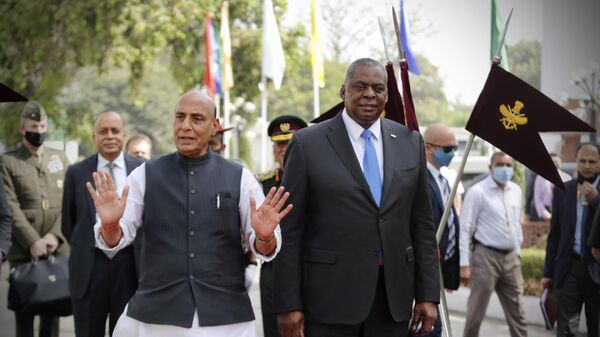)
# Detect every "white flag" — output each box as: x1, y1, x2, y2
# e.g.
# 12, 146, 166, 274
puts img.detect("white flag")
261, 0, 286, 90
